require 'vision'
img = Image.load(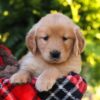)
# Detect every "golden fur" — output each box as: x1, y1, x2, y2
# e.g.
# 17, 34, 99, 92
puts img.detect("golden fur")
10, 13, 85, 91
